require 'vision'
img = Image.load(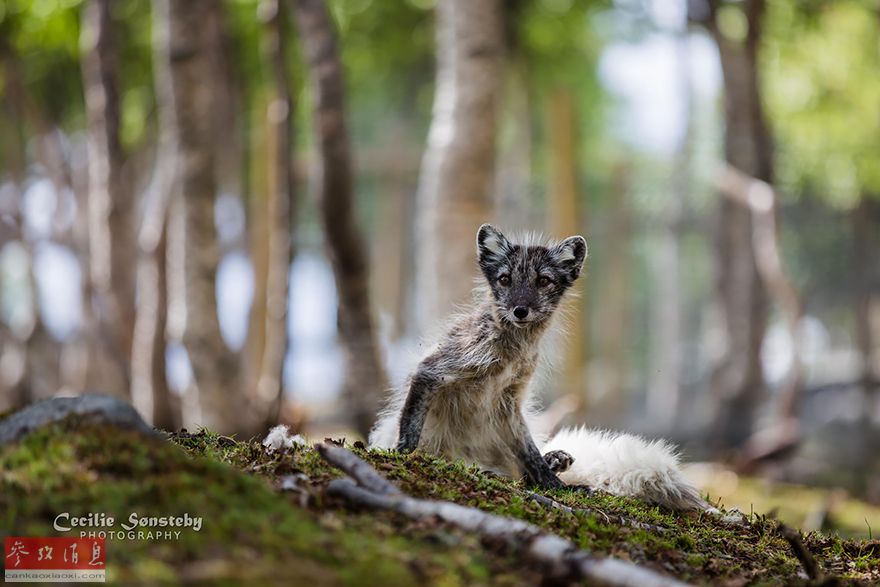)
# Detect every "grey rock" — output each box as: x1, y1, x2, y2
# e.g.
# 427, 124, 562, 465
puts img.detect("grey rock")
0, 394, 158, 446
